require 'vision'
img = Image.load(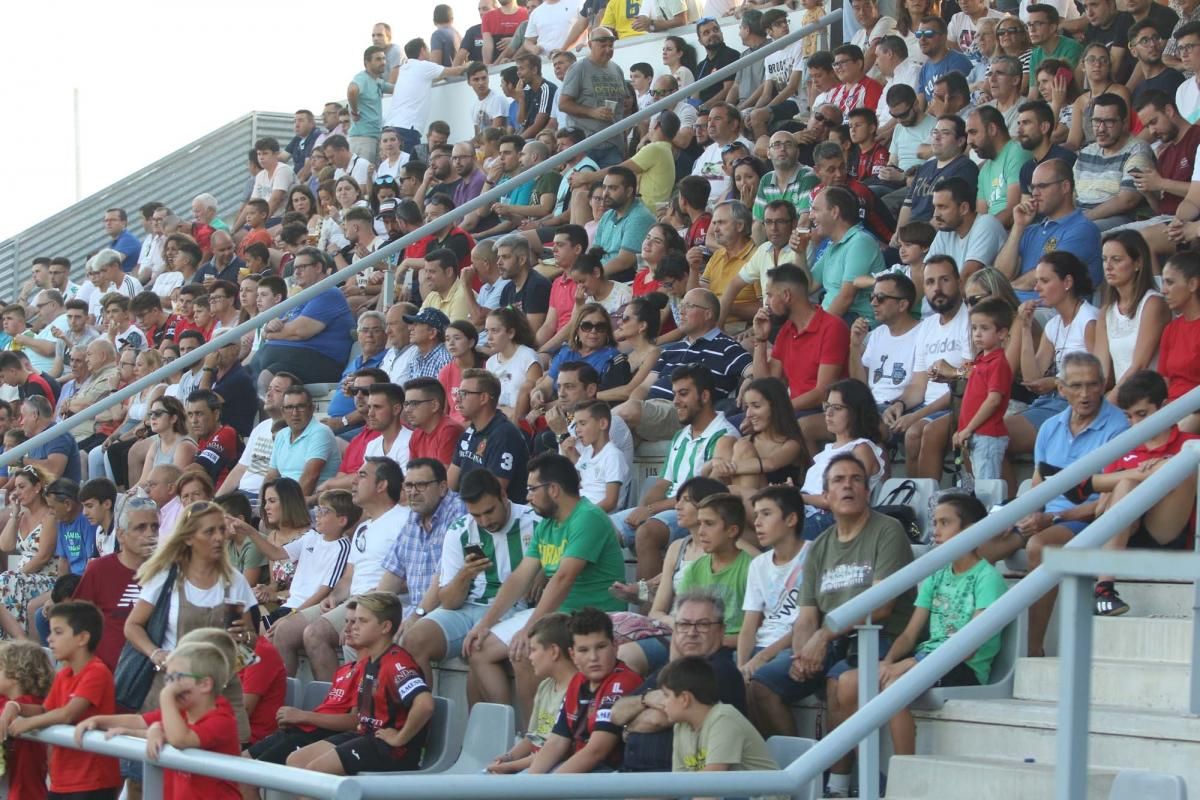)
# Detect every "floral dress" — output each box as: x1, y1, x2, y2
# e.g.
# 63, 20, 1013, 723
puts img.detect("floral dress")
0, 524, 57, 634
